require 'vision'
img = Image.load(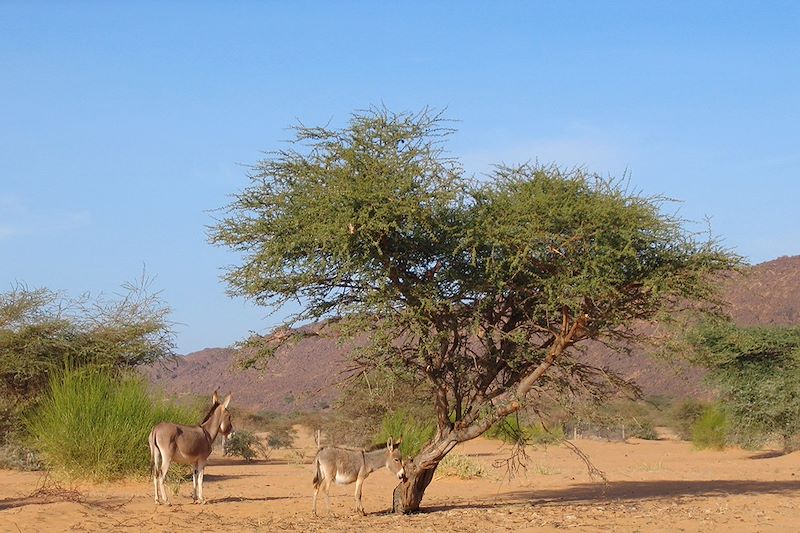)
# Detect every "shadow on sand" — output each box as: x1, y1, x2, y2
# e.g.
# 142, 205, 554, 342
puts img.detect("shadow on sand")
423, 479, 800, 513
